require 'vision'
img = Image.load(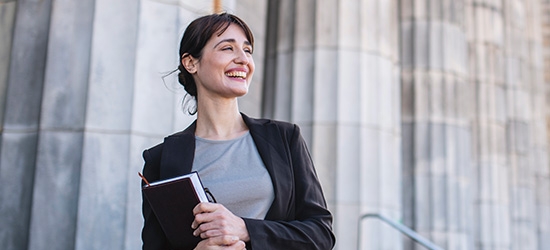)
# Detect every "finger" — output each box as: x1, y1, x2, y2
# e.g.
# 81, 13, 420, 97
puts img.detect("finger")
198, 228, 225, 239
192, 204, 212, 229
194, 221, 211, 237
193, 203, 230, 229
192, 203, 222, 229
229, 240, 246, 250
192, 212, 218, 230
208, 235, 240, 246
193, 224, 222, 238
194, 217, 230, 238
193, 202, 219, 215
